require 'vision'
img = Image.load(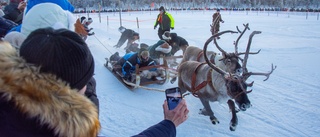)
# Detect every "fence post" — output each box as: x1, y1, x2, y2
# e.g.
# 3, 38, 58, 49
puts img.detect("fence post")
136, 17, 139, 29
317, 12, 319, 20
107, 16, 109, 26
306, 11, 308, 20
